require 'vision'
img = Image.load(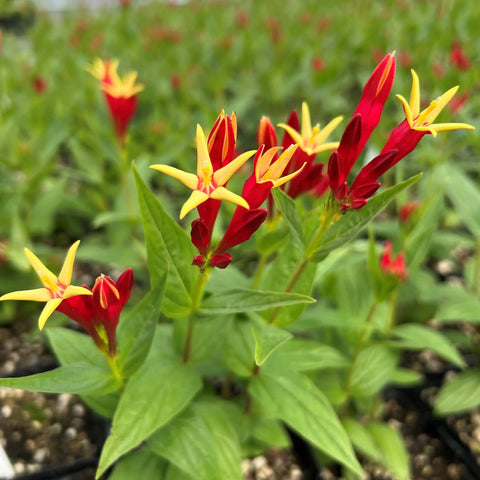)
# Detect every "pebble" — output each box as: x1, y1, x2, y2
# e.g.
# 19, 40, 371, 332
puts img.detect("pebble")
1, 405, 12, 418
